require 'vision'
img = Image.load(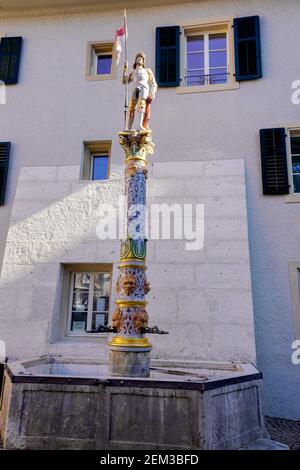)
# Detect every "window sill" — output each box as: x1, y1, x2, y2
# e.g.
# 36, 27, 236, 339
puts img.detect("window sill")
78, 179, 110, 183
86, 73, 115, 81
176, 81, 239, 94
78, 178, 111, 183
66, 333, 108, 340
284, 194, 300, 203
